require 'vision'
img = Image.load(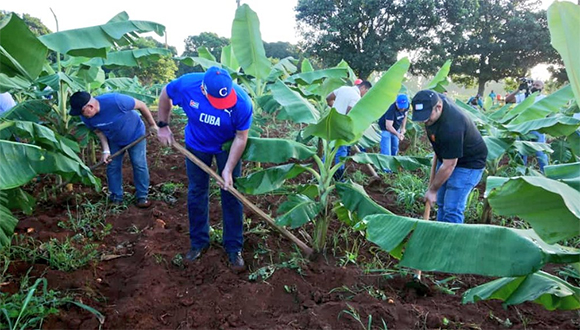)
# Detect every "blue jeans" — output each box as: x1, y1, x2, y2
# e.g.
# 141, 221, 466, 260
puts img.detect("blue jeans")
334, 145, 350, 171
522, 131, 548, 173
107, 138, 149, 202
185, 147, 243, 254
380, 130, 400, 156
435, 164, 484, 224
